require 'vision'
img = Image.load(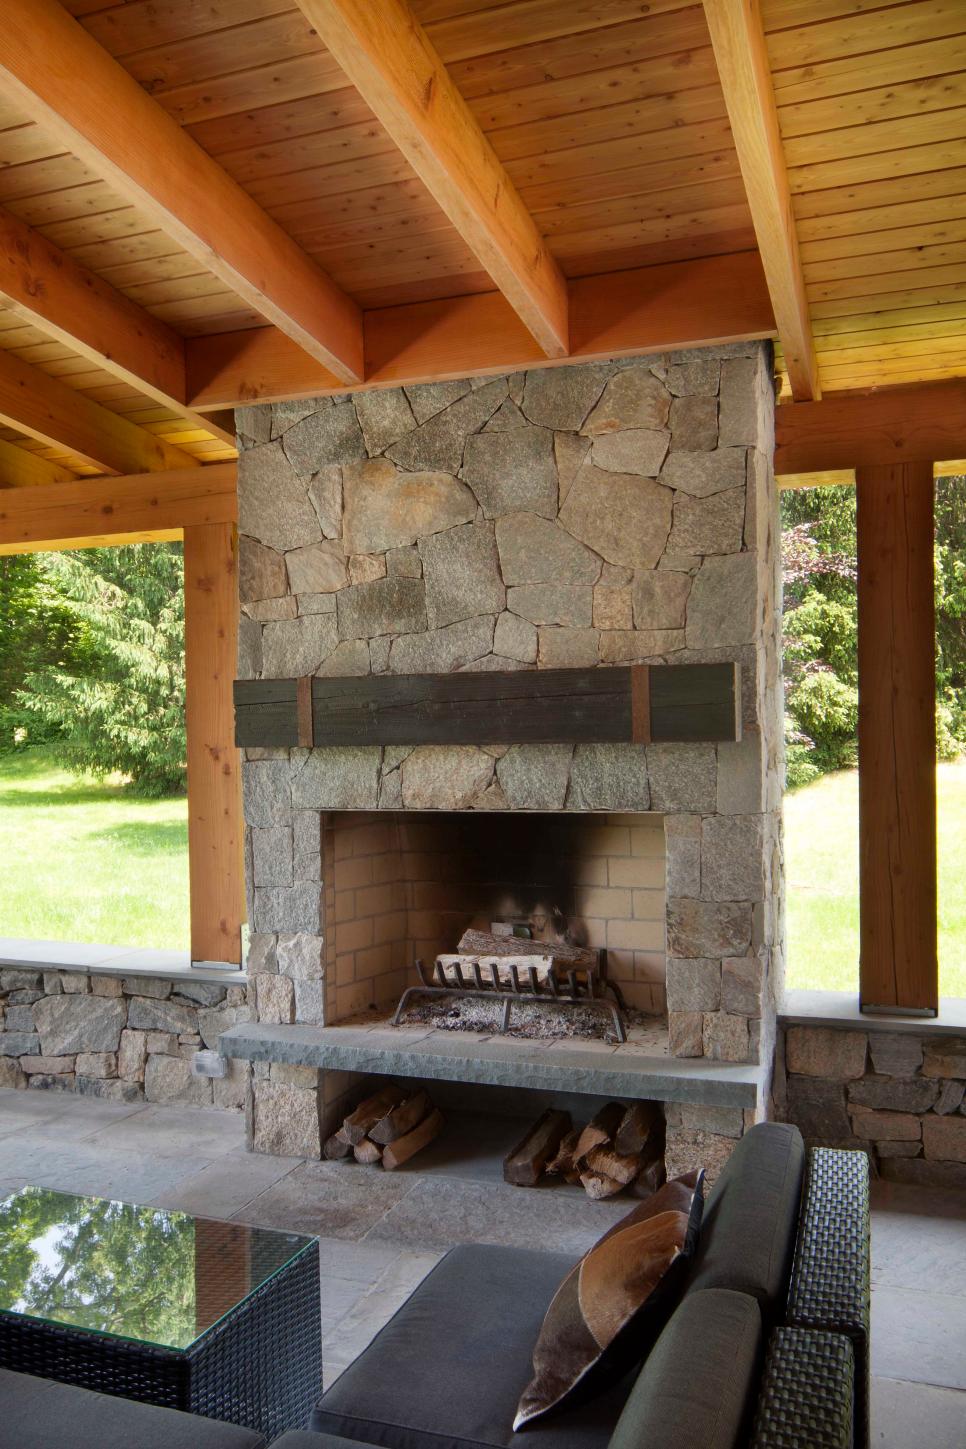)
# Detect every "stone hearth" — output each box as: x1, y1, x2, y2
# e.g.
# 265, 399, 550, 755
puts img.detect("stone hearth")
228, 343, 784, 1170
